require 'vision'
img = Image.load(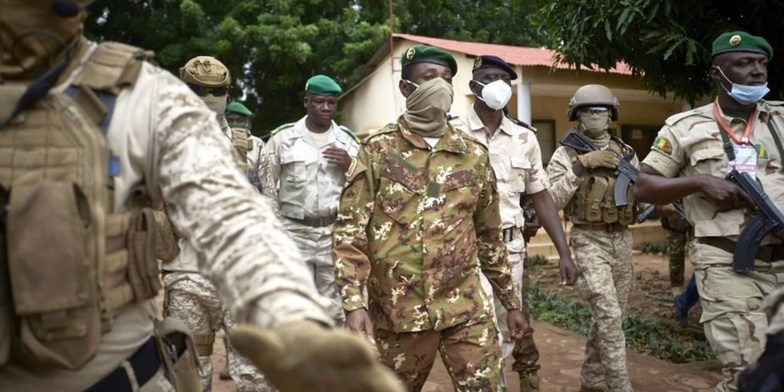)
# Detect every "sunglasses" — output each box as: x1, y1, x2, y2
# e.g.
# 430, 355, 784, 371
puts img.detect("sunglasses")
579, 107, 610, 115
187, 84, 229, 97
